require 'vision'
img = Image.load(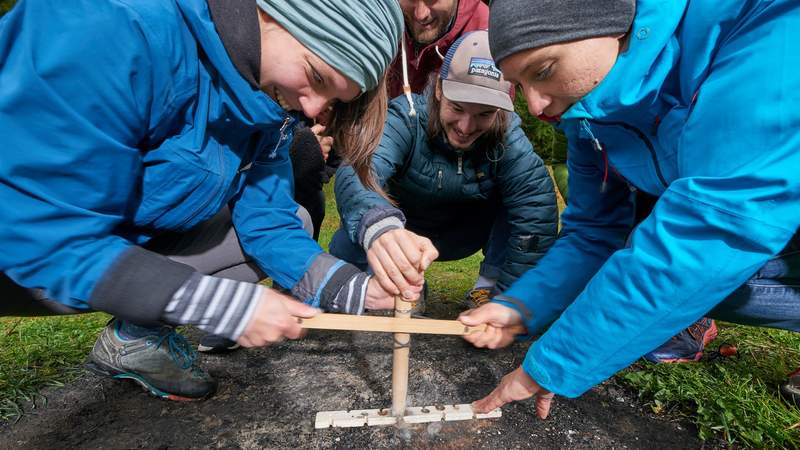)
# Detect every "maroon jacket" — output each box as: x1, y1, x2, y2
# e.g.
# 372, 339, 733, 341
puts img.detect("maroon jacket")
386, 0, 489, 98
